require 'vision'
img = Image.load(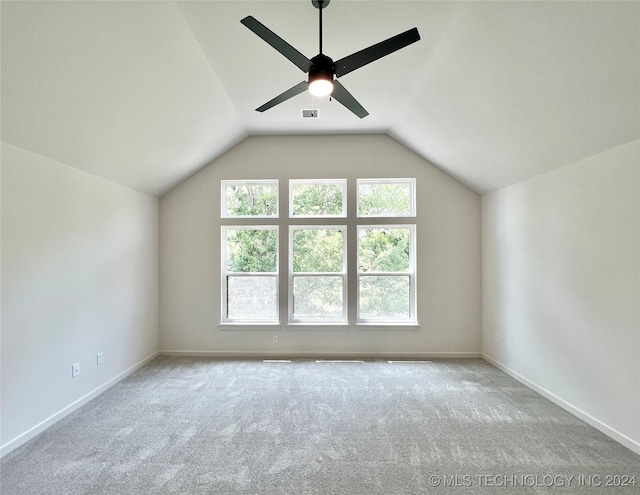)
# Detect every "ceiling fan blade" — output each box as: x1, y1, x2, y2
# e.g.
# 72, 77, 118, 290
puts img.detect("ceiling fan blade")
331, 80, 369, 119
241, 16, 312, 73
256, 81, 309, 112
334, 27, 420, 78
